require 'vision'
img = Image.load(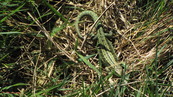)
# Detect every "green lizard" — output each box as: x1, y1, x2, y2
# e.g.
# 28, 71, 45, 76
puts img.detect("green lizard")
75, 10, 122, 76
